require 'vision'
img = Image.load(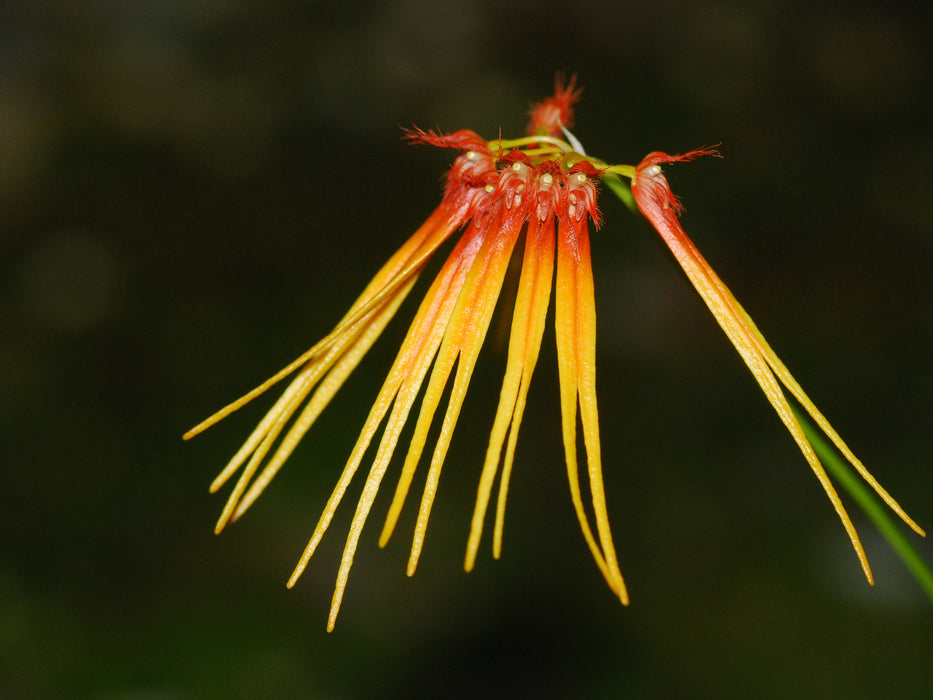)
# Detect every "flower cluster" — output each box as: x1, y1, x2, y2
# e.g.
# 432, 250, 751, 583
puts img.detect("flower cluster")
186, 77, 924, 630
